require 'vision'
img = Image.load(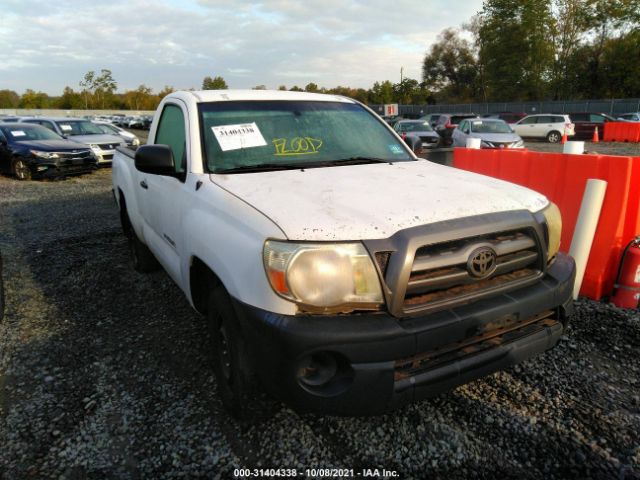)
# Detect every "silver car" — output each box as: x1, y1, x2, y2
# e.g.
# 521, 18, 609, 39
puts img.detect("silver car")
20, 117, 125, 164
452, 118, 524, 149
393, 120, 441, 149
